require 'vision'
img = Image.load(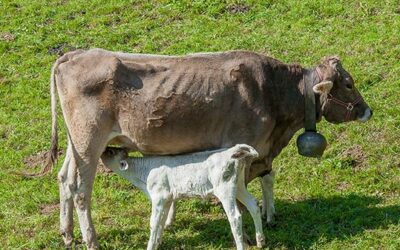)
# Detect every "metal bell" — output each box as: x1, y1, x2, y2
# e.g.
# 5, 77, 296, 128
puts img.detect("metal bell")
296, 131, 327, 158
